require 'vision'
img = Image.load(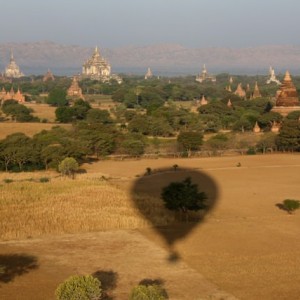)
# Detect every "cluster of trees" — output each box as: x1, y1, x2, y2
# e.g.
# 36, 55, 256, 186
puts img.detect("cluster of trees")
55, 274, 167, 300
1, 100, 39, 122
